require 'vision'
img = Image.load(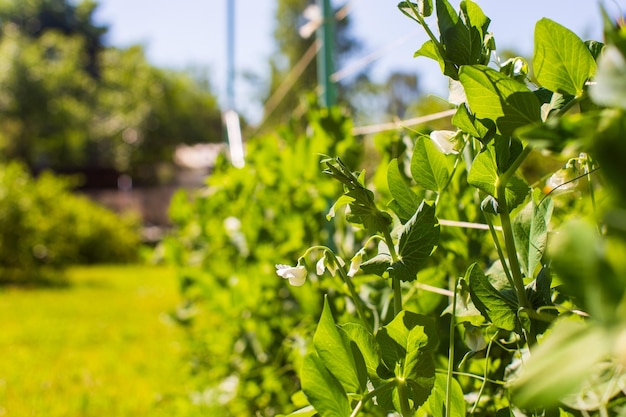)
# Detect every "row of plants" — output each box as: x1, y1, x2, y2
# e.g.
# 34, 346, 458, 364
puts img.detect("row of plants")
163, 1, 626, 415
0, 162, 140, 283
